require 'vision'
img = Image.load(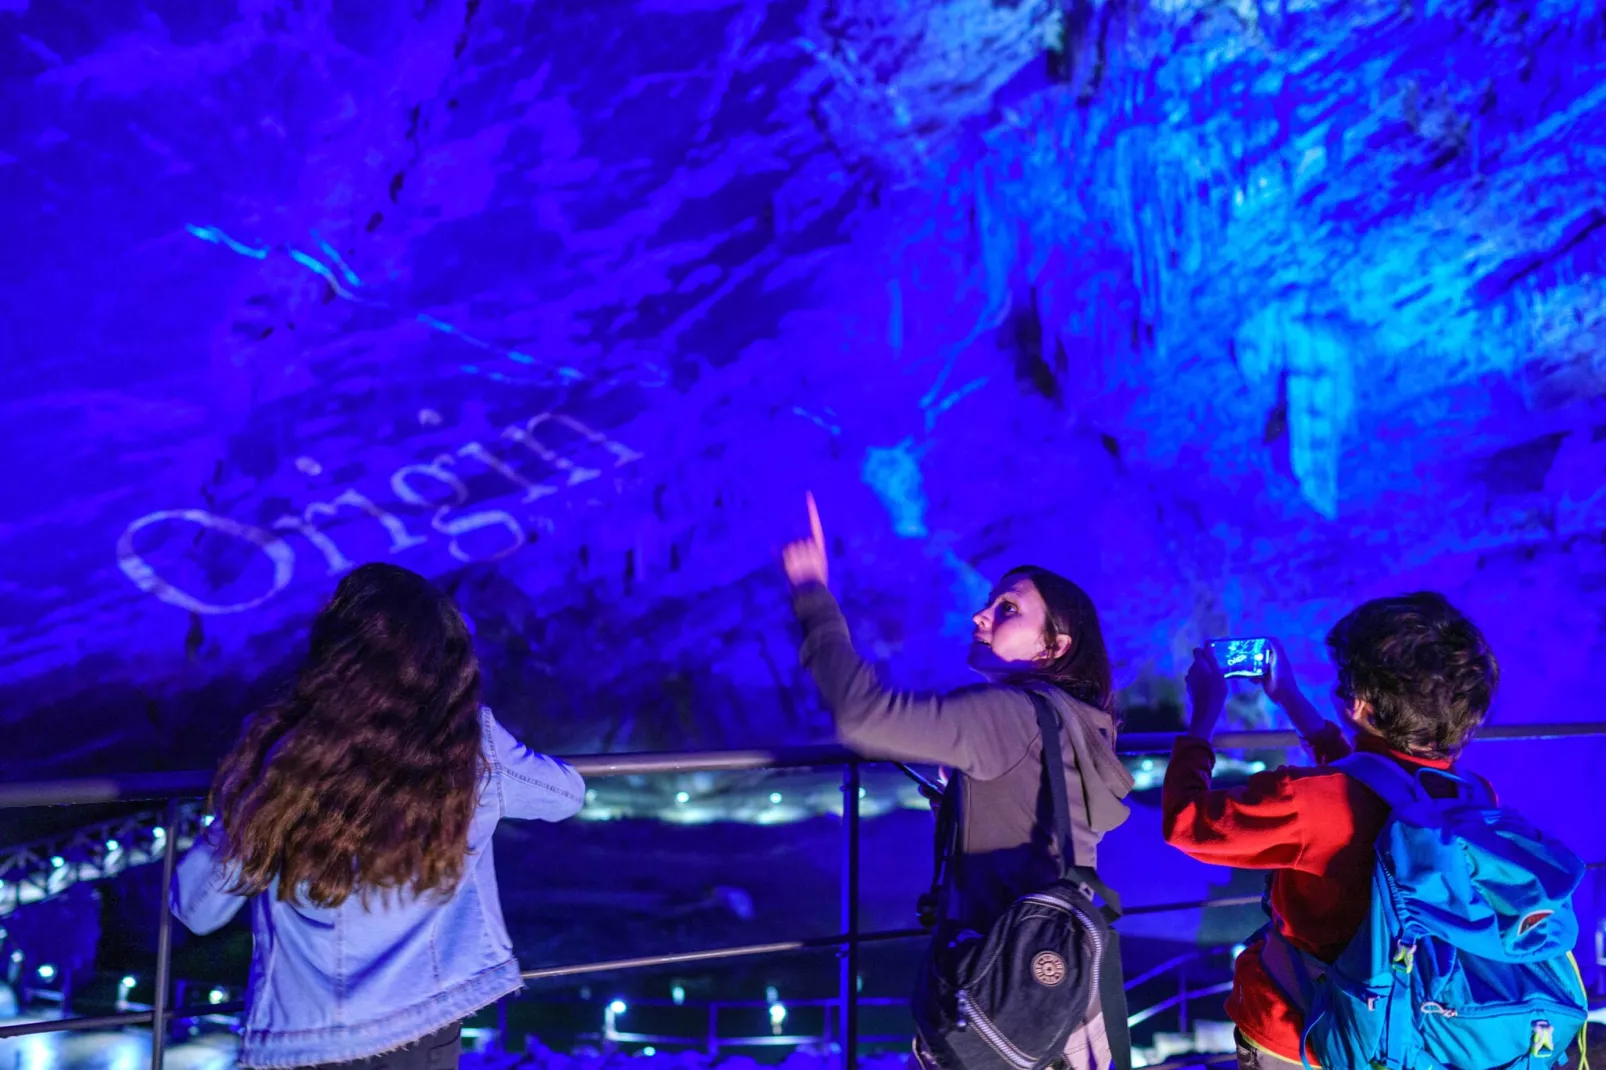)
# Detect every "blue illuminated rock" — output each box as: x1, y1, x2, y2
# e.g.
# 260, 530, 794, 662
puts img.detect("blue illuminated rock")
0, 0, 1600, 811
